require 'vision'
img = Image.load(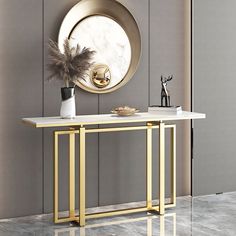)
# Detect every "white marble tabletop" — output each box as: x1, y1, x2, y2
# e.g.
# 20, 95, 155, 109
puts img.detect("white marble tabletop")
22, 111, 205, 128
